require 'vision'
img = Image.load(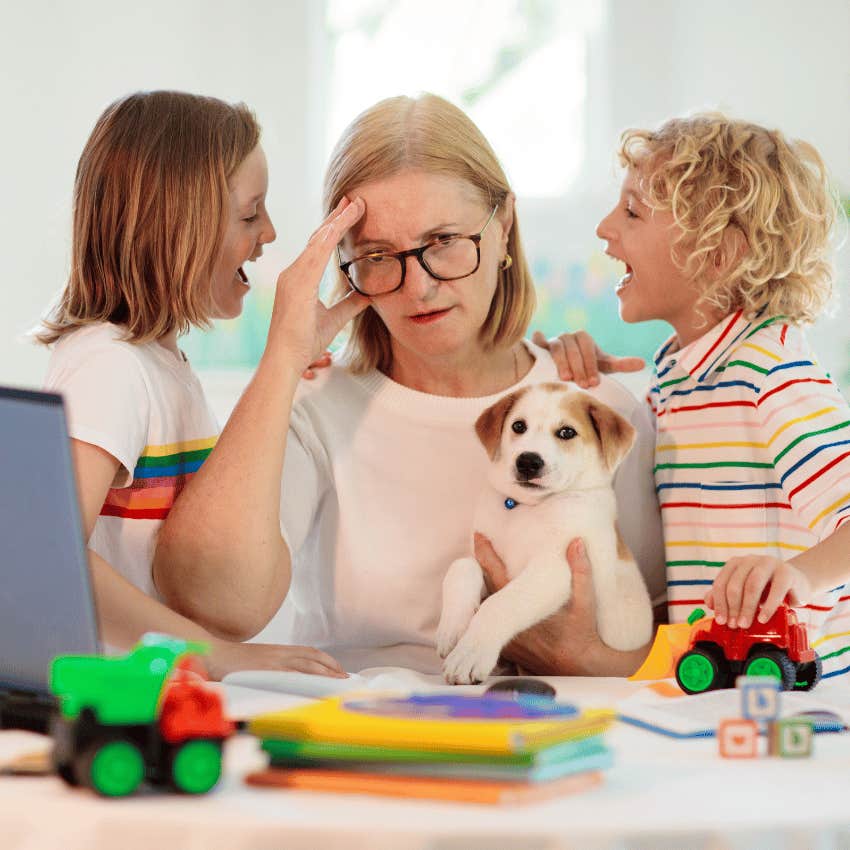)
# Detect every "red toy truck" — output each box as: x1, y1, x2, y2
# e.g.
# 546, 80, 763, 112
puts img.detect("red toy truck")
675, 604, 821, 695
